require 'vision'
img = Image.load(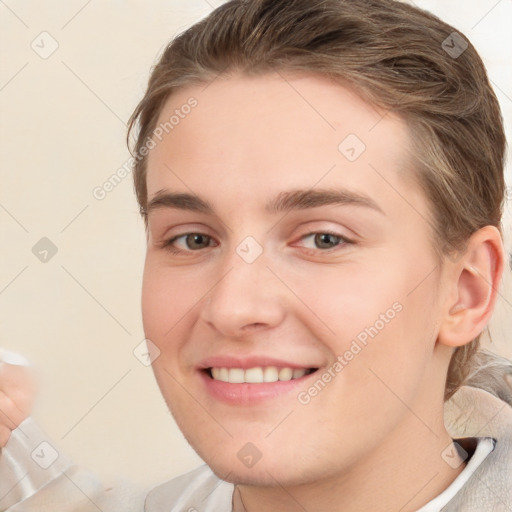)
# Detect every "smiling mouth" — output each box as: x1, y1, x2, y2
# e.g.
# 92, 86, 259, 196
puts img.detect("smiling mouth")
207, 366, 318, 384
